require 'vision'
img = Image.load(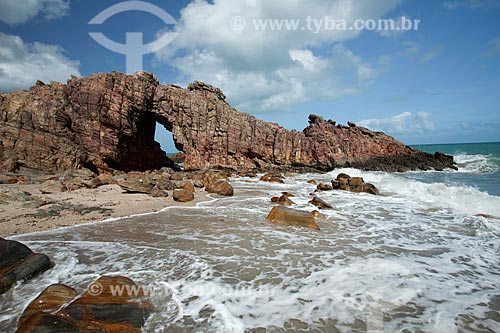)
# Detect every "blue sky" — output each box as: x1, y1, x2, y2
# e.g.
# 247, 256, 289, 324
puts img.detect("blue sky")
0, 0, 499, 152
